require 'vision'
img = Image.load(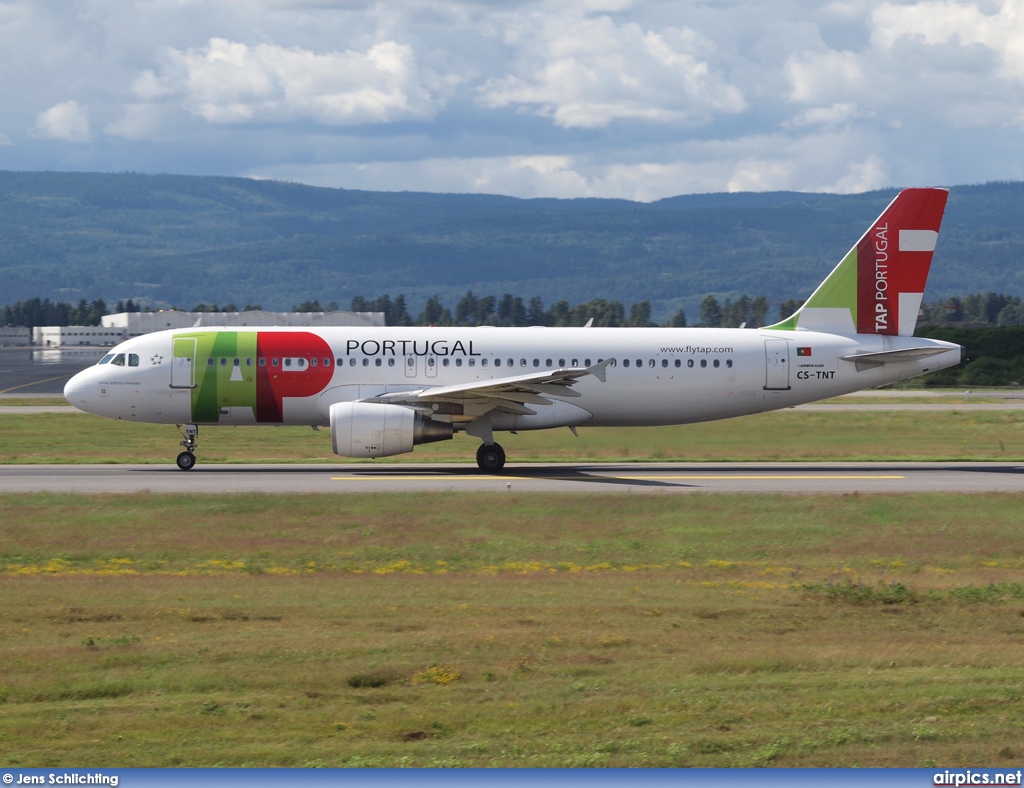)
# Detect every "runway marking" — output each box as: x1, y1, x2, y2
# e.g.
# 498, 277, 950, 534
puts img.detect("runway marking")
0, 374, 73, 394
331, 474, 906, 482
